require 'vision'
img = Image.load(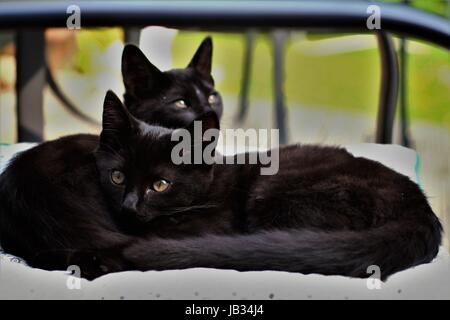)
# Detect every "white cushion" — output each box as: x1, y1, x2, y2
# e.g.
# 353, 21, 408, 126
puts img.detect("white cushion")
0, 142, 448, 299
